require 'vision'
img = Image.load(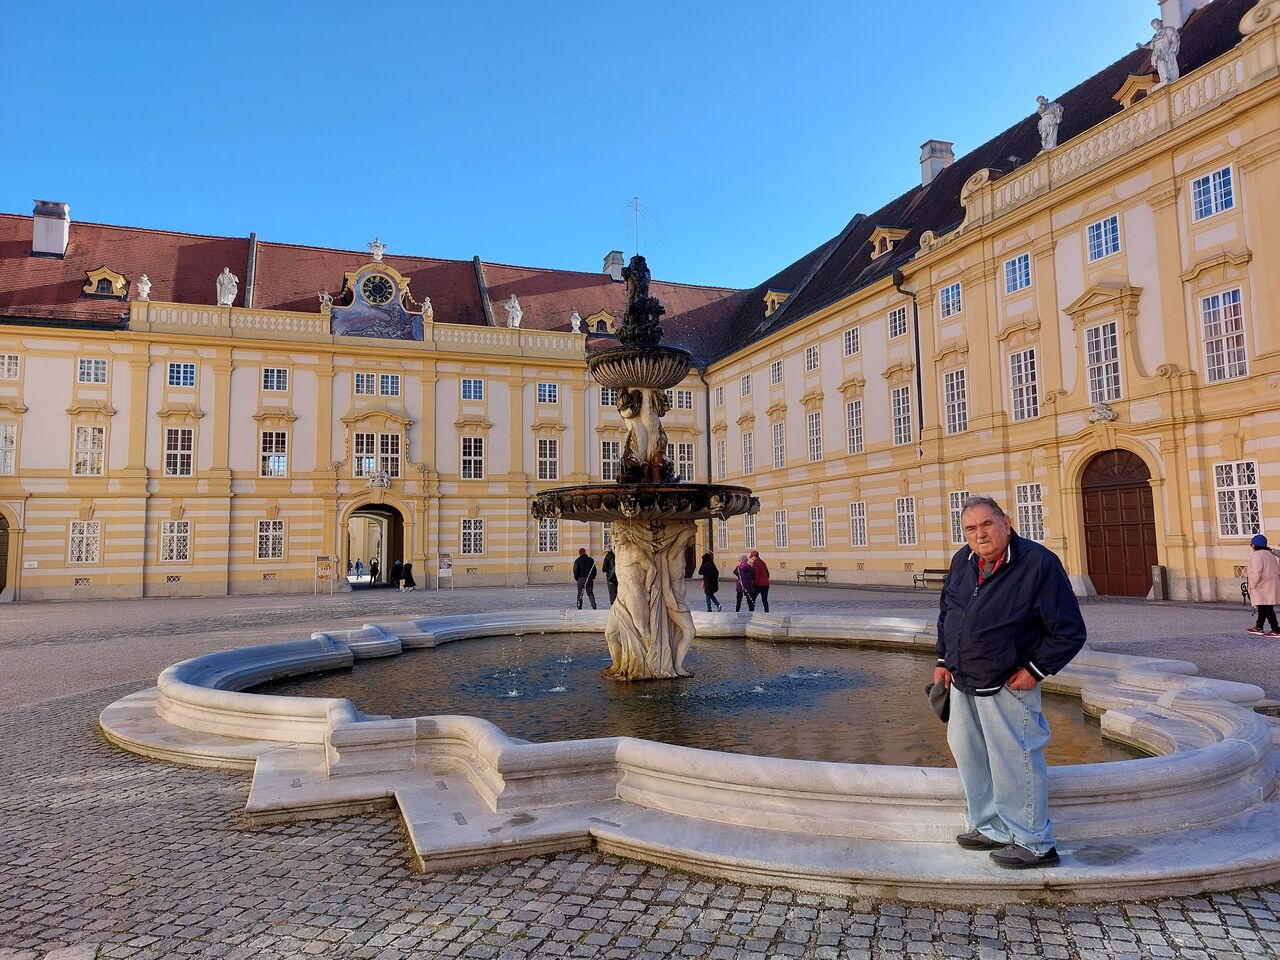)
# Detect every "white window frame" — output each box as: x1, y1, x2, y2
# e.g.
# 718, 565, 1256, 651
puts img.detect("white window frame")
537, 437, 559, 481
716, 521, 728, 551
460, 436, 485, 480
379, 373, 401, 397
354, 372, 377, 396
771, 421, 785, 469
896, 496, 917, 547
167, 362, 196, 388
163, 427, 194, 477
745, 514, 756, 550
160, 519, 191, 562
888, 305, 909, 339
379, 433, 401, 478
774, 509, 789, 549
714, 385, 724, 407
1086, 214, 1121, 262
1085, 321, 1122, 403
0, 354, 18, 380
536, 382, 558, 404
0, 422, 15, 475
256, 519, 285, 561
843, 327, 860, 357
461, 377, 485, 401
804, 345, 820, 372
676, 389, 693, 410
461, 518, 485, 556
742, 431, 754, 475
603, 522, 614, 552
77, 357, 108, 384
1016, 483, 1046, 542
353, 432, 378, 478
770, 360, 783, 386
674, 442, 695, 481
601, 439, 620, 481
806, 410, 823, 462
949, 490, 970, 545
1191, 166, 1234, 222
600, 386, 617, 407
261, 367, 289, 392
846, 399, 863, 454
1003, 253, 1032, 294
891, 386, 913, 446
1214, 460, 1262, 538
537, 517, 560, 553
715, 438, 726, 481
1200, 288, 1248, 383
810, 505, 826, 549
69, 520, 101, 564
259, 430, 289, 478
73, 424, 105, 476
849, 501, 867, 548
1009, 348, 1039, 421
943, 369, 968, 435
939, 282, 963, 319
740, 373, 752, 397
